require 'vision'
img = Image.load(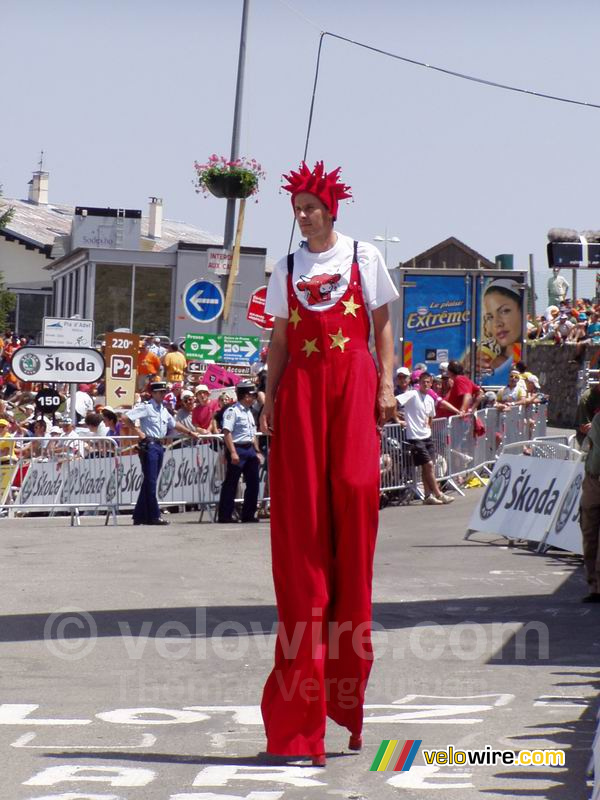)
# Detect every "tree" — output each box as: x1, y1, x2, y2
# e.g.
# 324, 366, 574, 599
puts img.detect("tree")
0, 184, 14, 229
0, 185, 17, 329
